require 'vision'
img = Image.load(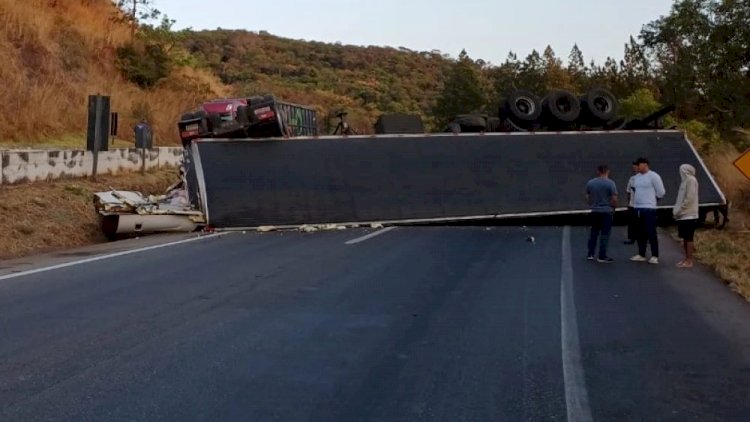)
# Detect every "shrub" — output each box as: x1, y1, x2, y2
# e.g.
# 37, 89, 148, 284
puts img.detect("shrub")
619, 88, 662, 121
115, 41, 171, 88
